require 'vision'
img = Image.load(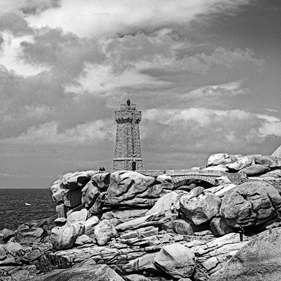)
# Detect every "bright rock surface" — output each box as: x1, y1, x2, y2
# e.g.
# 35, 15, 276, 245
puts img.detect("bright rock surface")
179, 192, 221, 225
94, 220, 117, 246
50, 222, 82, 250
207, 153, 235, 166
67, 208, 88, 223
